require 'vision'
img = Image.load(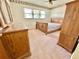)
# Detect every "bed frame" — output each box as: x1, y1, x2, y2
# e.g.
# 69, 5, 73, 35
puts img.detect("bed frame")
36, 18, 63, 34
36, 22, 61, 34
